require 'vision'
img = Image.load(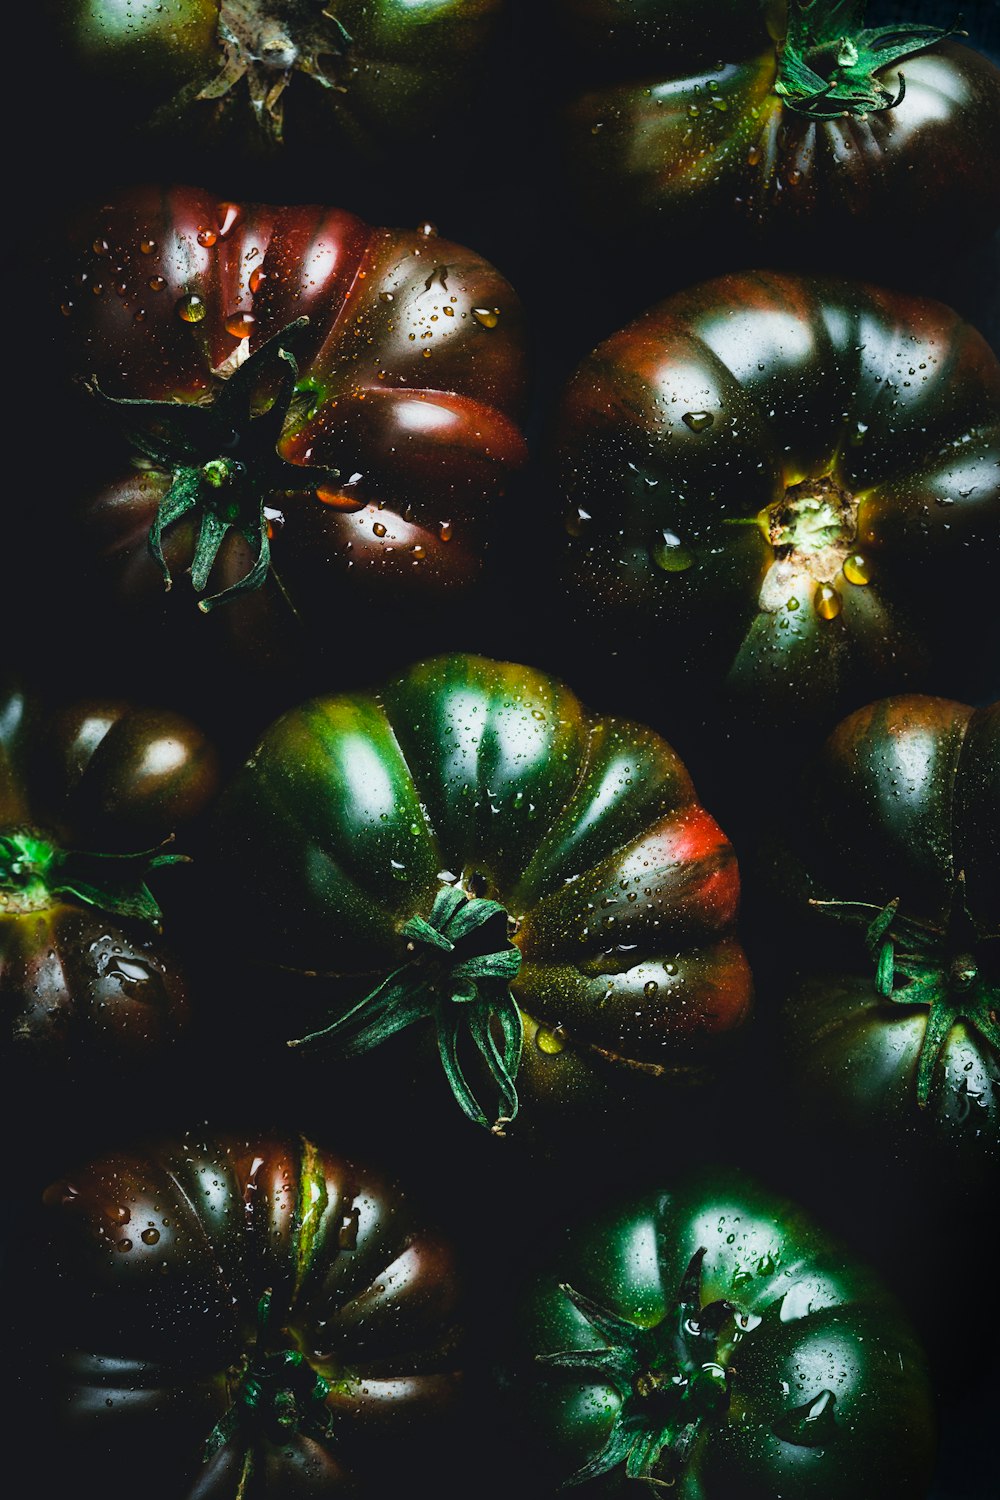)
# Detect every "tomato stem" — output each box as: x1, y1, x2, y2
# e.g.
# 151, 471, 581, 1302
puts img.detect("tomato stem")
775, 1, 958, 120
0, 827, 187, 926
87, 318, 340, 612
286, 883, 524, 1134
